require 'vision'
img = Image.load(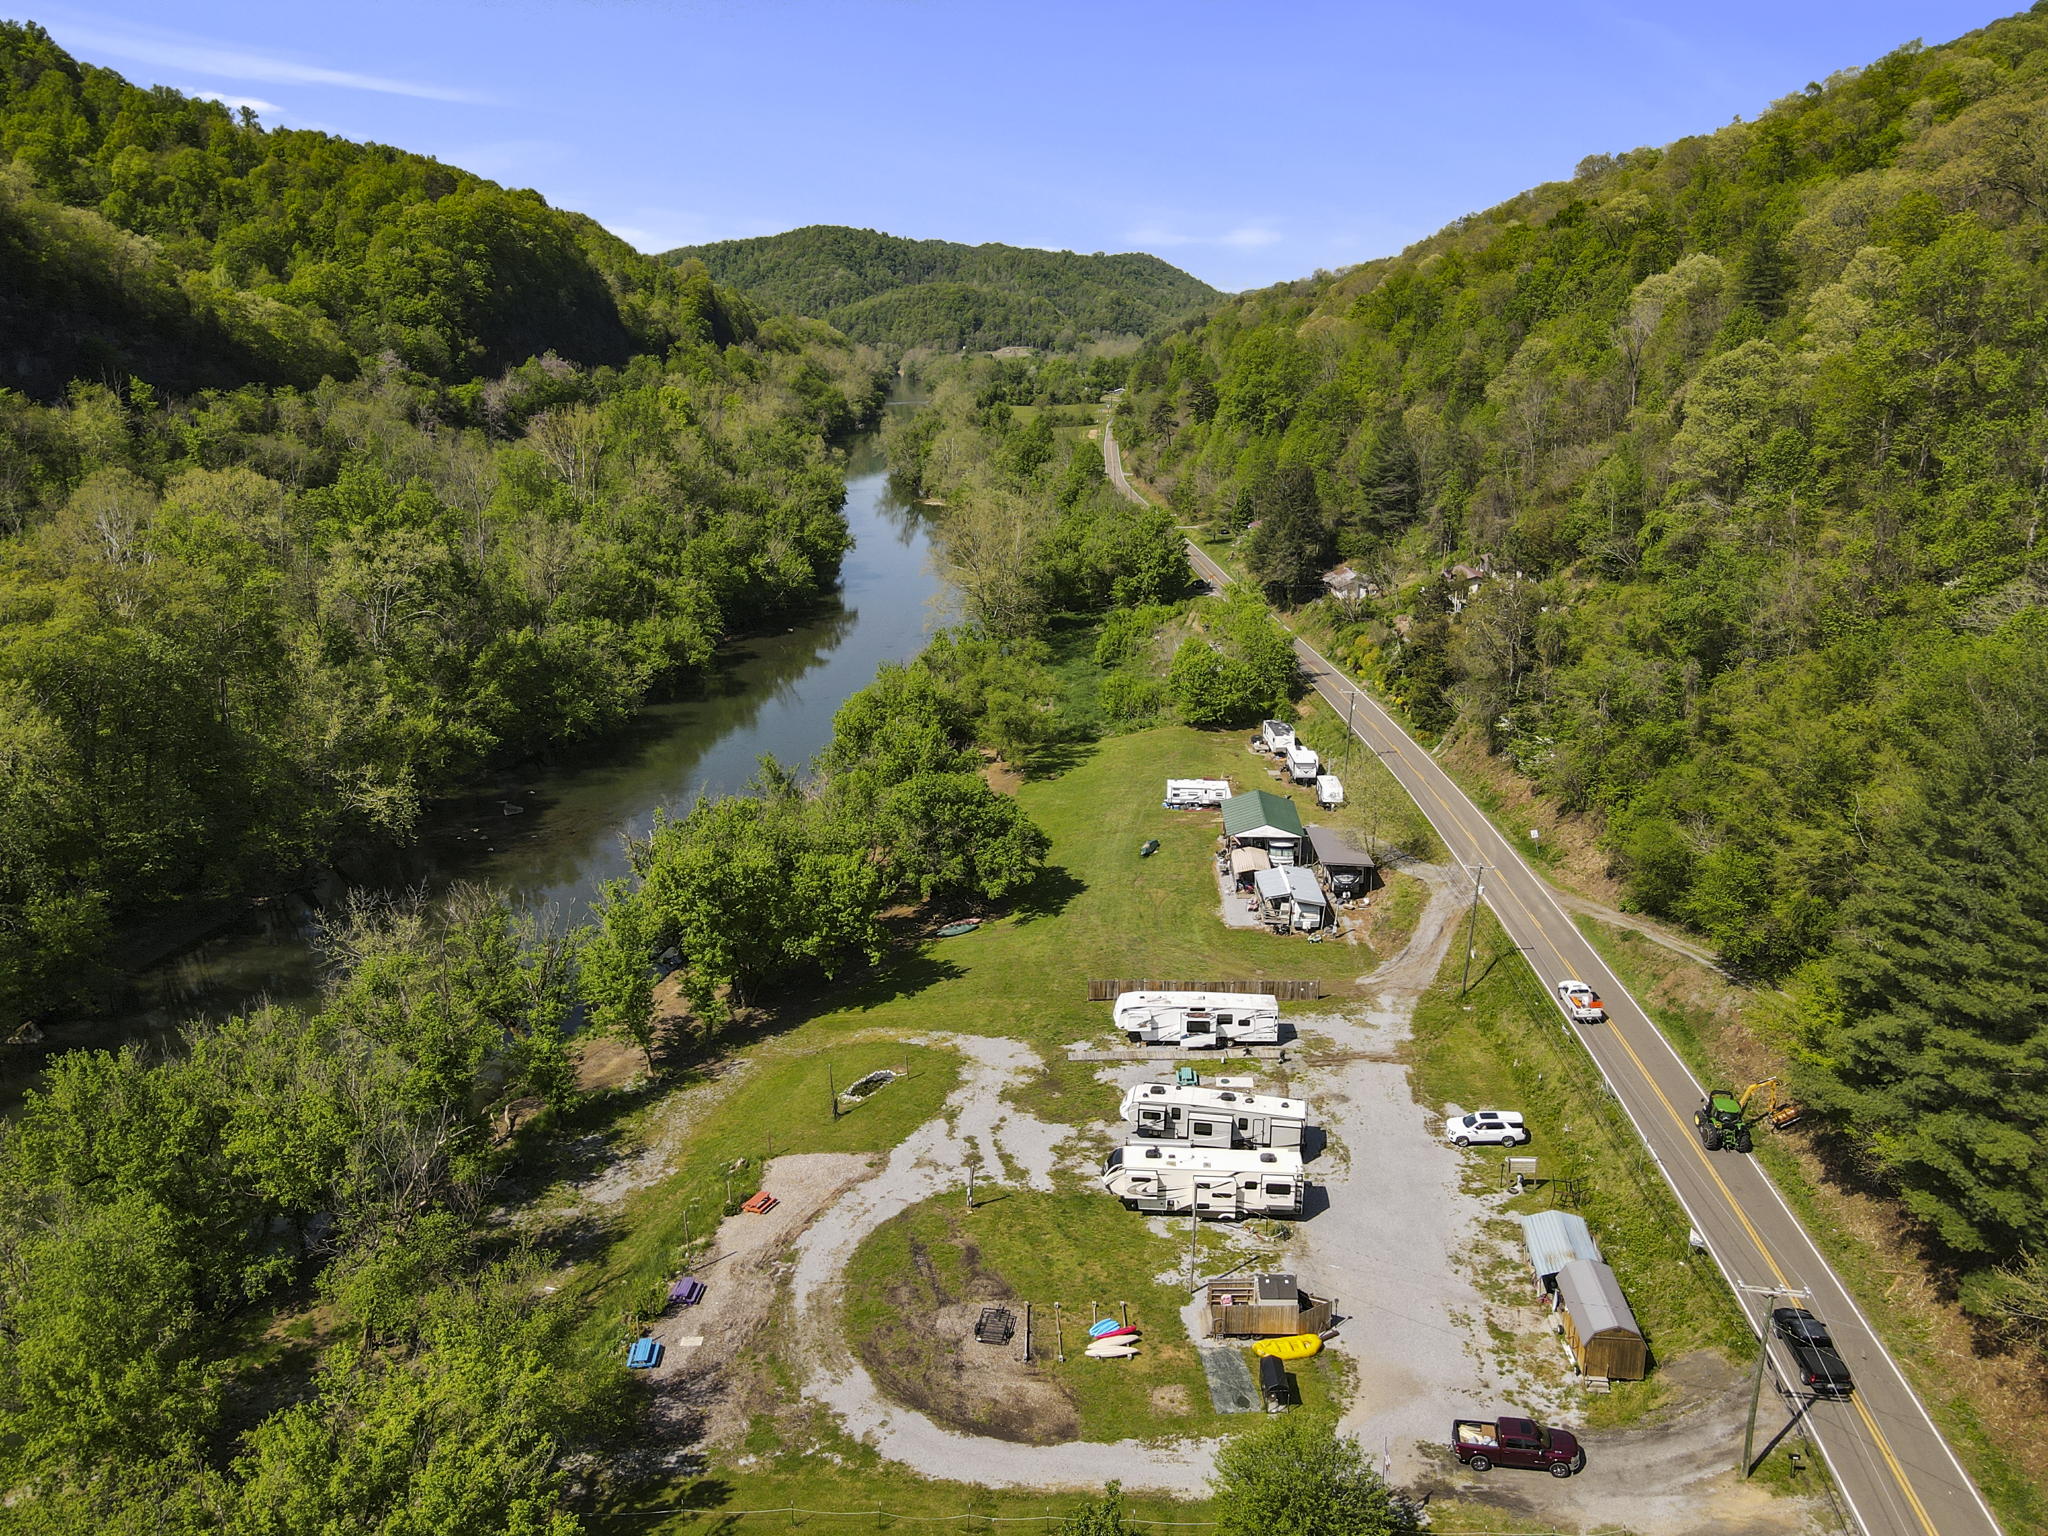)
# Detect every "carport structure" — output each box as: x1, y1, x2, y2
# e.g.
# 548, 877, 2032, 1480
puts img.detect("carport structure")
1553, 1257, 1646, 1380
